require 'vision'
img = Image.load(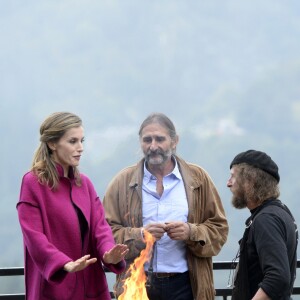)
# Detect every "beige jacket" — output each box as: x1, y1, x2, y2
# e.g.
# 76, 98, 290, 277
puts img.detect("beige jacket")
103, 156, 228, 300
